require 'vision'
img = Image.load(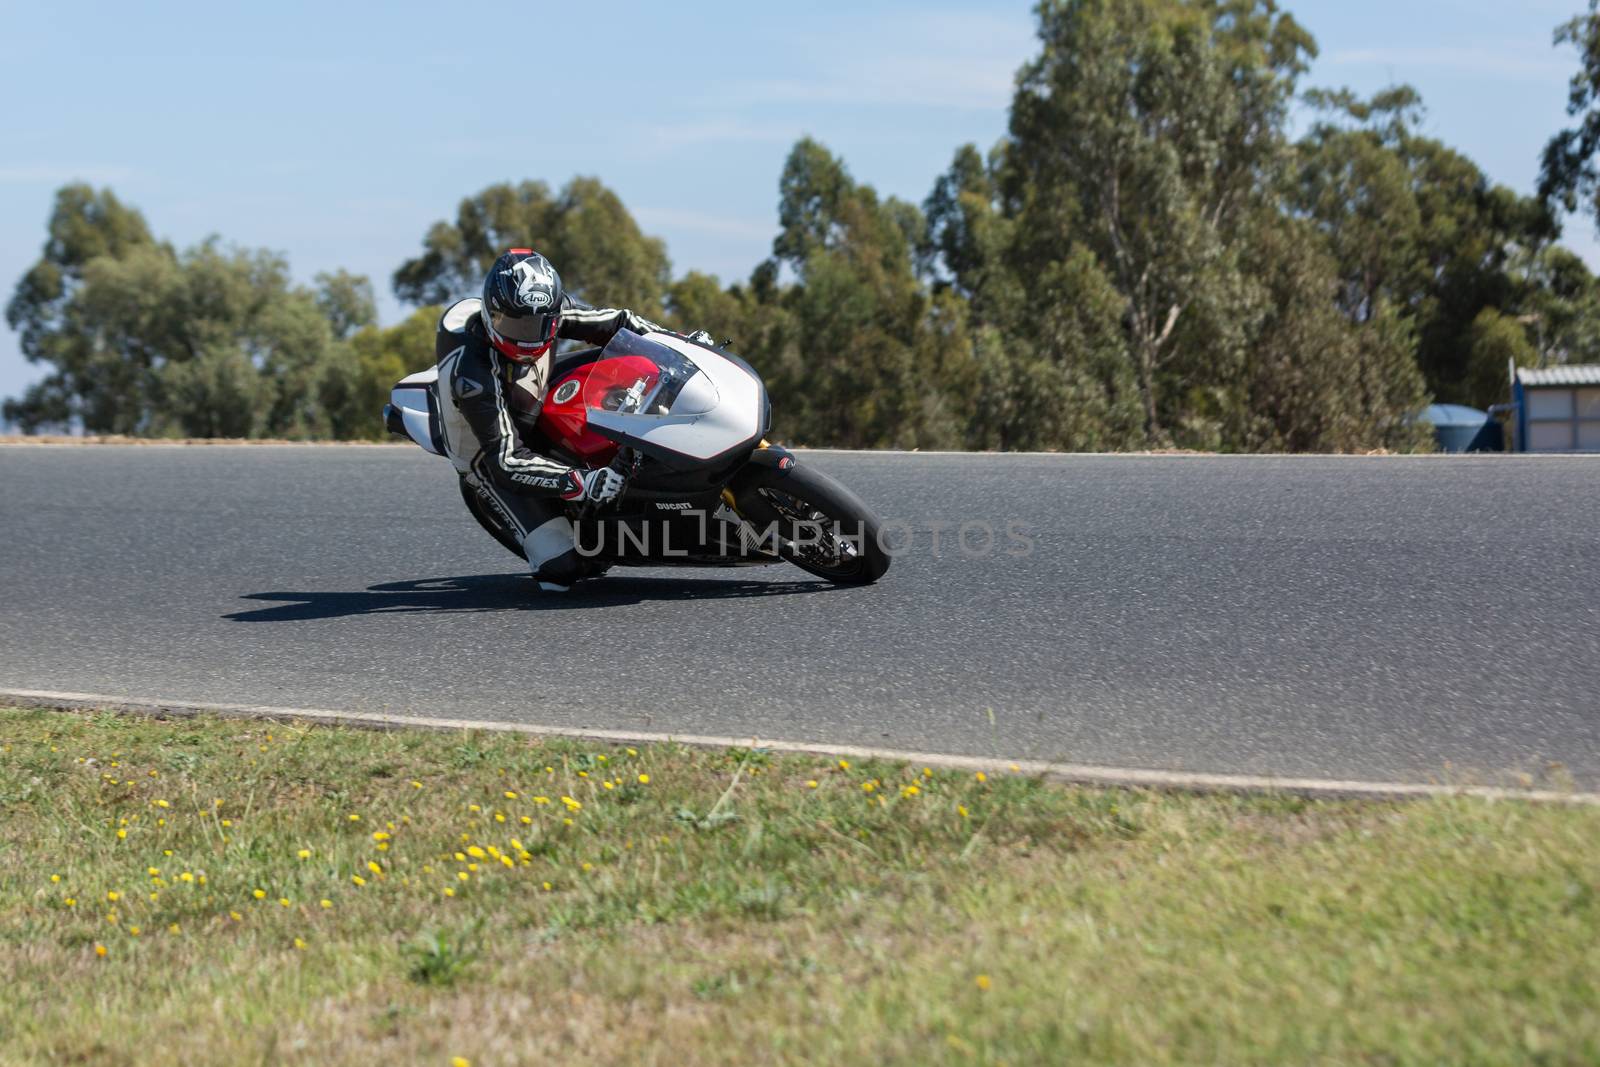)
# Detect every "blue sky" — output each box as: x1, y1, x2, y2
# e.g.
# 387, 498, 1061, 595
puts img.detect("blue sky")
0, 0, 1591, 404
